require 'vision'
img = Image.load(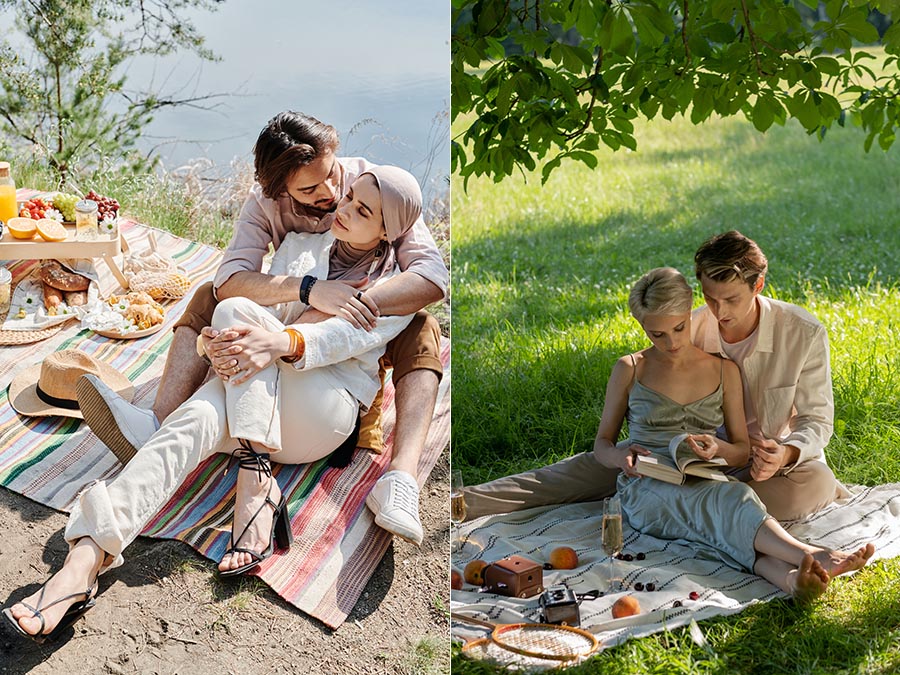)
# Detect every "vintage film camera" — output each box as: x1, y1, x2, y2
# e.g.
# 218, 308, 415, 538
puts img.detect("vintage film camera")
539, 584, 581, 626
